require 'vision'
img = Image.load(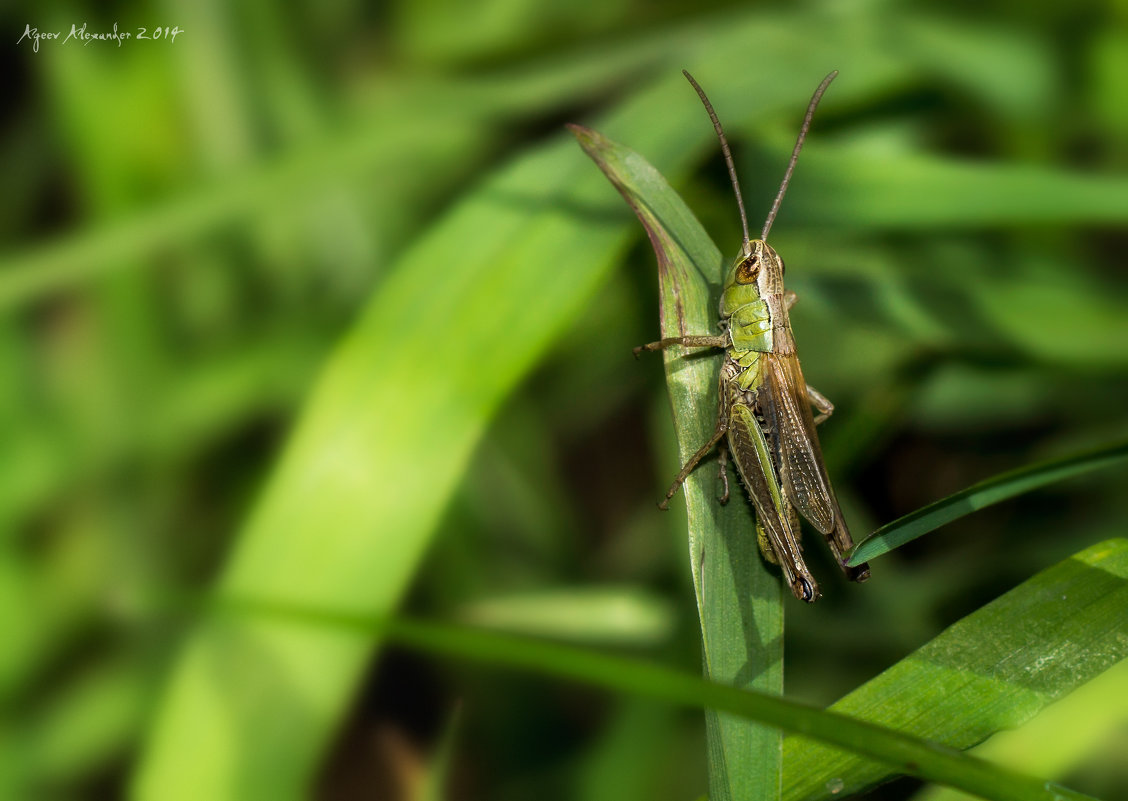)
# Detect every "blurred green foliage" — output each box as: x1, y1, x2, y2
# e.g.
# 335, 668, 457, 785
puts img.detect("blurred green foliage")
2, 0, 1127, 799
